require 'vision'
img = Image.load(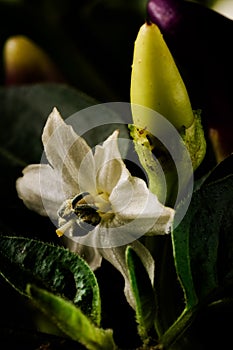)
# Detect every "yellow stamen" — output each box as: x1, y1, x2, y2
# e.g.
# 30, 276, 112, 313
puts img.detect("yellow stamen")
56, 219, 74, 237
56, 229, 64, 237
